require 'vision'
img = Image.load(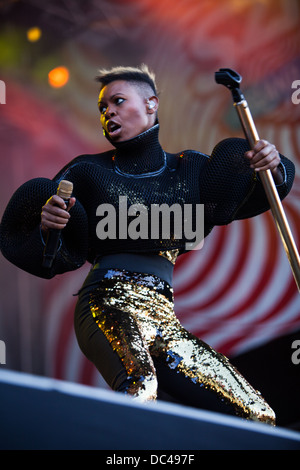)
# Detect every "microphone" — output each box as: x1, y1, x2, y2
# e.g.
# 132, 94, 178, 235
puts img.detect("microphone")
42, 180, 73, 269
